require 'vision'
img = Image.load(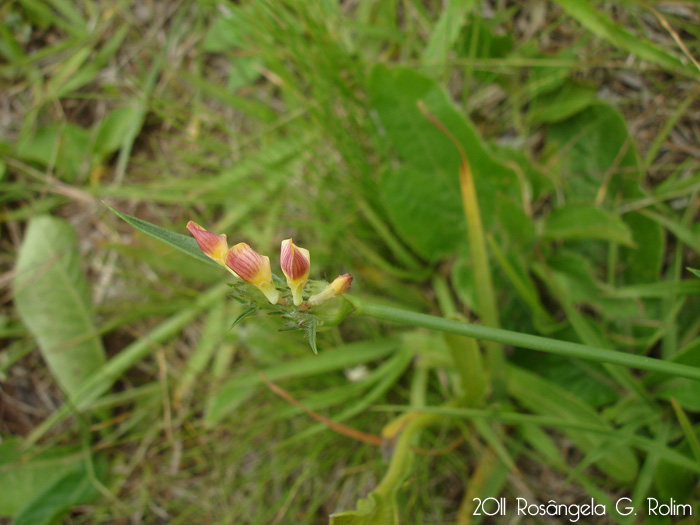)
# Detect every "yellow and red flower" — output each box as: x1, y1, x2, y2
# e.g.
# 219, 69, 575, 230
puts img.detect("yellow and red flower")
225, 243, 279, 305
186, 221, 229, 267
280, 238, 310, 306
187, 222, 351, 308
